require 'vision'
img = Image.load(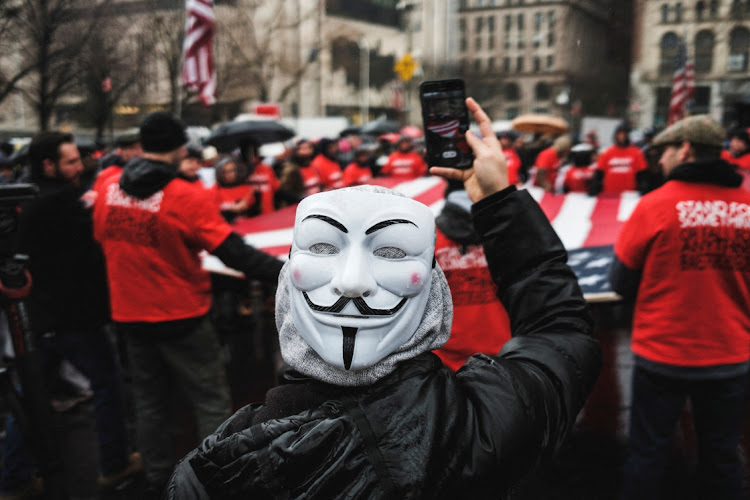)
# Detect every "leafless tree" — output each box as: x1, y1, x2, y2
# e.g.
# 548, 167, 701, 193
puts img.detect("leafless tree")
7, 0, 112, 130
149, 9, 186, 115
80, 21, 152, 140
214, 0, 318, 107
